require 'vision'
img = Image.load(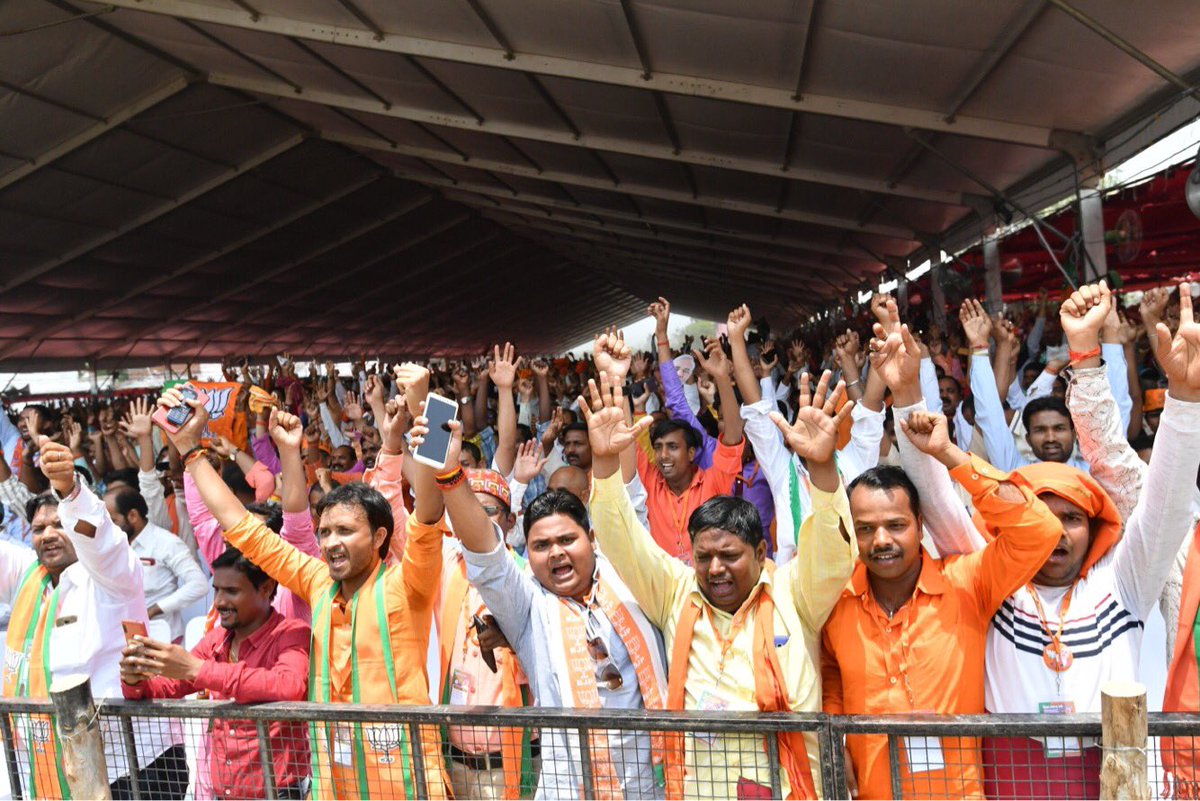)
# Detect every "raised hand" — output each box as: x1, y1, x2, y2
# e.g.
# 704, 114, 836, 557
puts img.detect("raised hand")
1141, 285, 1171, 327
697, 374, 717, 406
578, 372, 653, 459
212, 435, 239, 459
377, 398, 409, 454
833, 329, 860, 368
1058, 279, 1111, 349
767, 371, 854, 464
37, 437, 76, 494
342, 391, 364, 422
268, 409, 304, 451
630, 351, 650, 380
489, 342, 519, 390
393, 363, 431, 418
119, 397, 154, 440
868, 322, 921, 393
410, 401, 464, 472
727, 303, 752, 341
993, 316, 1019, 351
531, 358, 551, 379
155, 387, 210, 454
758, 340, 779, 374
513, 439, 549, 484
692, 337, 731, 381
960, 299, 994, 350
61, 415, 83, 454
451, 366, 471, 398
871, 293, 900, 336
1155, 282, 1200, 402
592, 327, 632, 382
899, 411, 952, 458
648, 296, 671, 335
363, 373, 385, 410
